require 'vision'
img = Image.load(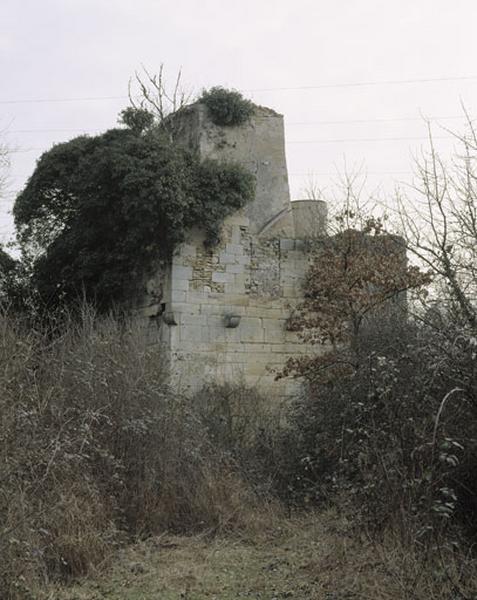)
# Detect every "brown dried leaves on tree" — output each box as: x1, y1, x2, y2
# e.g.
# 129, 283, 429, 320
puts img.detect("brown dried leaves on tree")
283, 214, 431, 382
